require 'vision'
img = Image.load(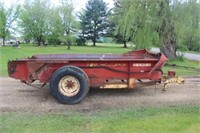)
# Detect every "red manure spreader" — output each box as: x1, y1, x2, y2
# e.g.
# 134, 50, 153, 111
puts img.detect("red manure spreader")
8, 49, 184, 104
